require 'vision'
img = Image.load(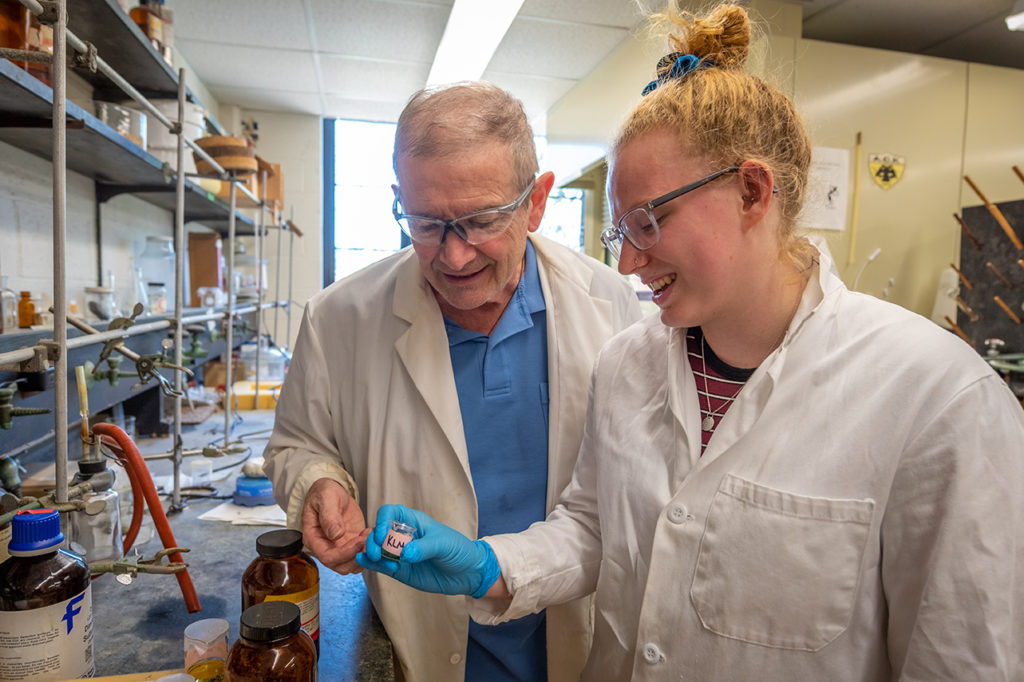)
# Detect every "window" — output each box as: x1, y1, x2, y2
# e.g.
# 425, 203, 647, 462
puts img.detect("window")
324, 119, 586, 287
323, 119, 405, 285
